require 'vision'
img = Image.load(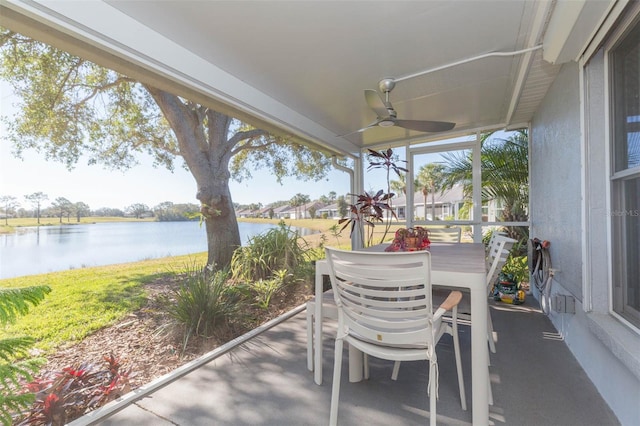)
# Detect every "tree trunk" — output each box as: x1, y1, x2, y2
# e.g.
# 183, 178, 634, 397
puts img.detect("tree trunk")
200, 171, 241, 269
146, 86, 243, 270
431, 192, 436, 221
422, 189, 428, 220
